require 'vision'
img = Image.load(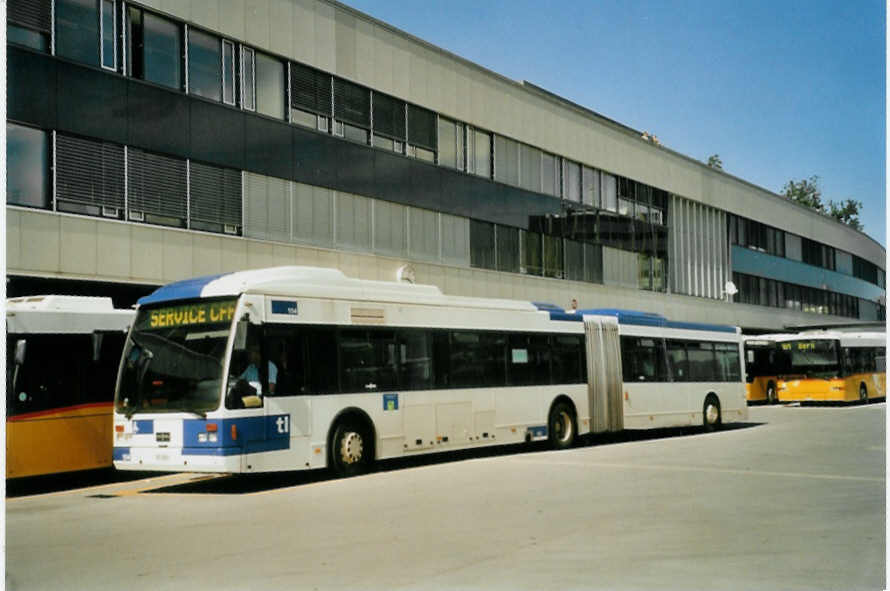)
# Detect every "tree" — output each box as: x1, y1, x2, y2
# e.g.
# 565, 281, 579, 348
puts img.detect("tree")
782, 175, 863, 230
707, 154, 723, 170
827, 198, 864, 231
782, 175, 824, 211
